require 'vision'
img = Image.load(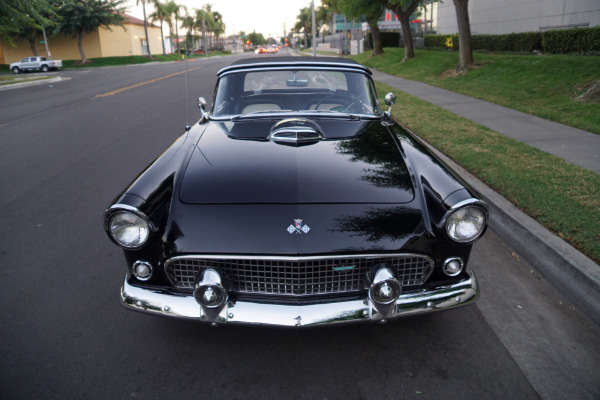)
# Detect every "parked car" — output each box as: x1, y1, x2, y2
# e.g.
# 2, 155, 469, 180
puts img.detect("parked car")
103, 57, 489, 327
9, 56, 63, 74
